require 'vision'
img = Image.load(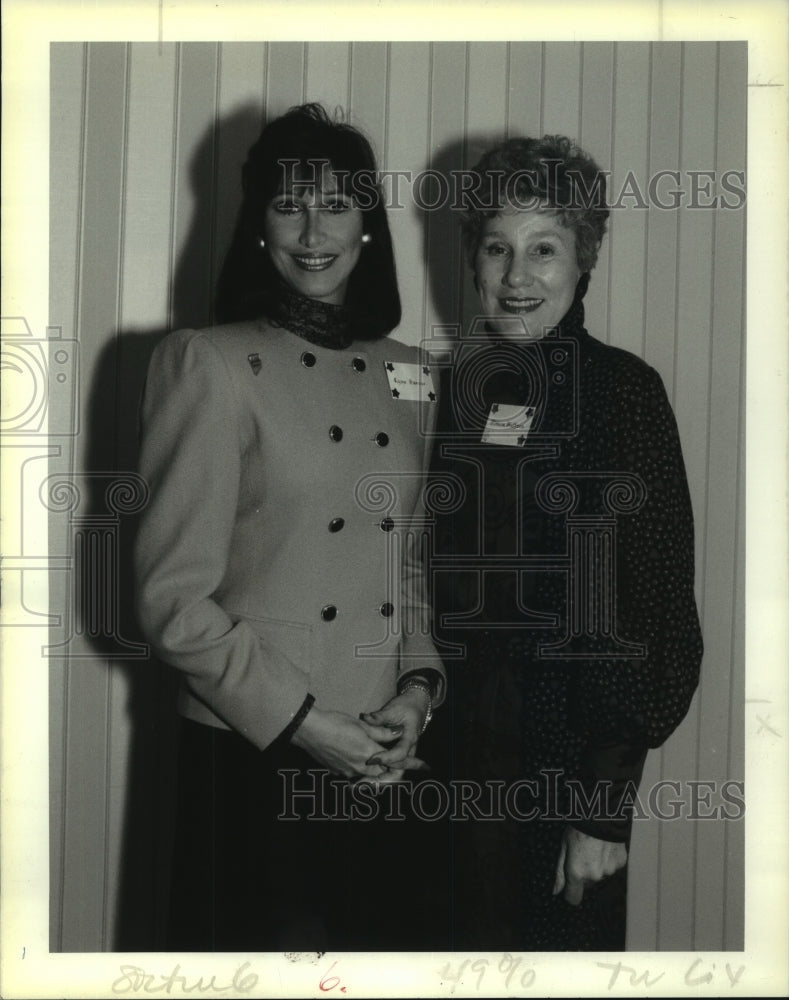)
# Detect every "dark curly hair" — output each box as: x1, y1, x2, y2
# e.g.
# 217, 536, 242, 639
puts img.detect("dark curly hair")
215, 103, 400, 338
461, 134, 609, 273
